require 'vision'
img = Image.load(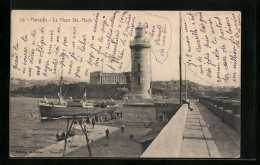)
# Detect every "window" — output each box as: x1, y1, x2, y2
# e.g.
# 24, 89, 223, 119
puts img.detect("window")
138, 63, 140, 71
138, 77, 140, 84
